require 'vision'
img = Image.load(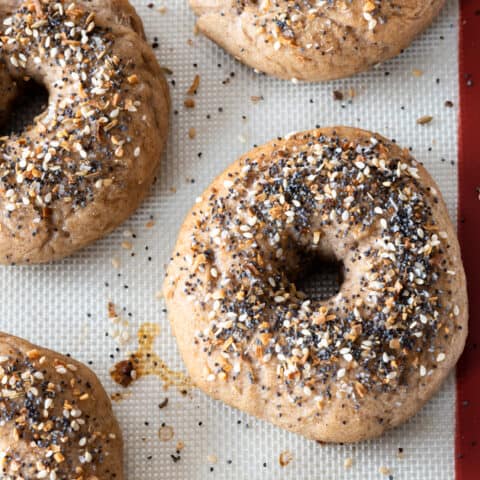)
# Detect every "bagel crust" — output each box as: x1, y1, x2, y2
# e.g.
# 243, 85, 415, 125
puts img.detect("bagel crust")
0, 332, 123, 479
190, 0, 446, 81
164, 127, 468, 443
0, 0, 169, 264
